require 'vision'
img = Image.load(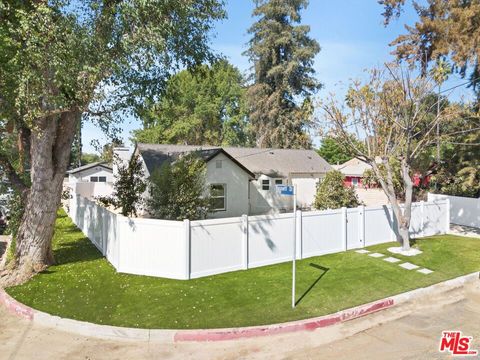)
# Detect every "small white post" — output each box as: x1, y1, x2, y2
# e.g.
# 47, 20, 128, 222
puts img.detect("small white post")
292, 185, 297, 309
420, 201, 425, 237
445, 198, 450, 234
242, 215, 249, 270
358, 205, 365, 248
341, 207, 347, 251
184, 219, 191, 280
